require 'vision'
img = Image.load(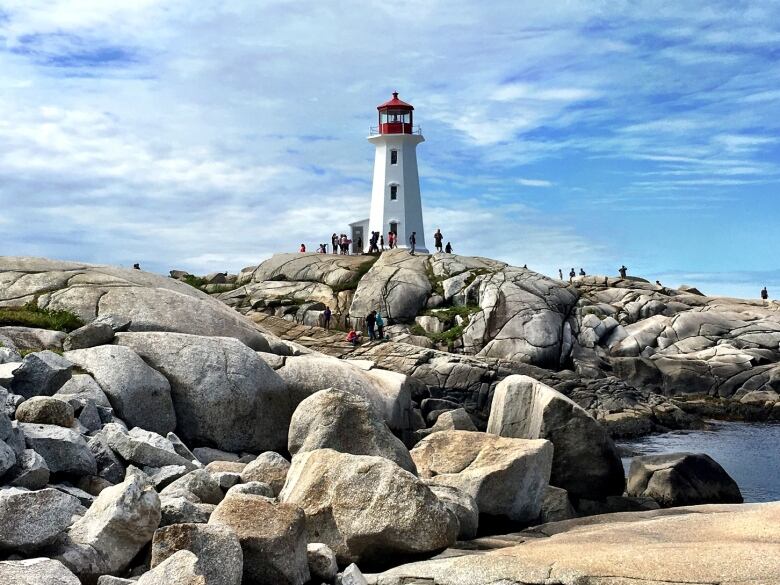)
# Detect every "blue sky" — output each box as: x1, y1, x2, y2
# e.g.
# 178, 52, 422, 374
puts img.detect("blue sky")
1, 1, 779, 297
